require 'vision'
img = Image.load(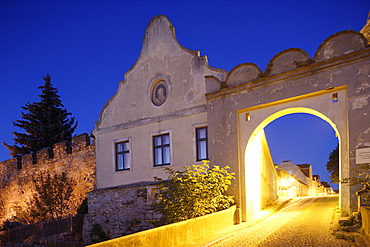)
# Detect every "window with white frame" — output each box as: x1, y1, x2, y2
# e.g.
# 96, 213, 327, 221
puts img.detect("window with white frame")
153, 133, 171, 166
196, 127, 208, 161
115, 141, 131, 171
